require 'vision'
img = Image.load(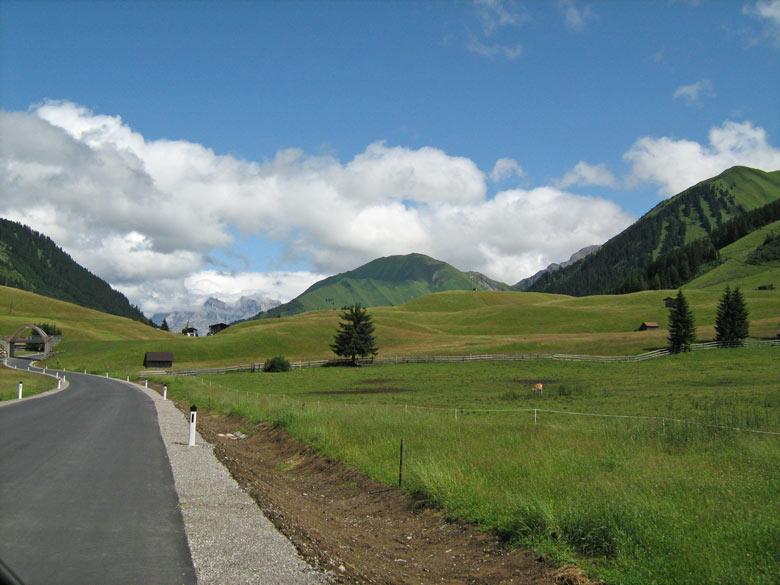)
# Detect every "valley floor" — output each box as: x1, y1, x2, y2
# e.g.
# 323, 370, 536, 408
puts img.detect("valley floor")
154, 346, 780, 585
